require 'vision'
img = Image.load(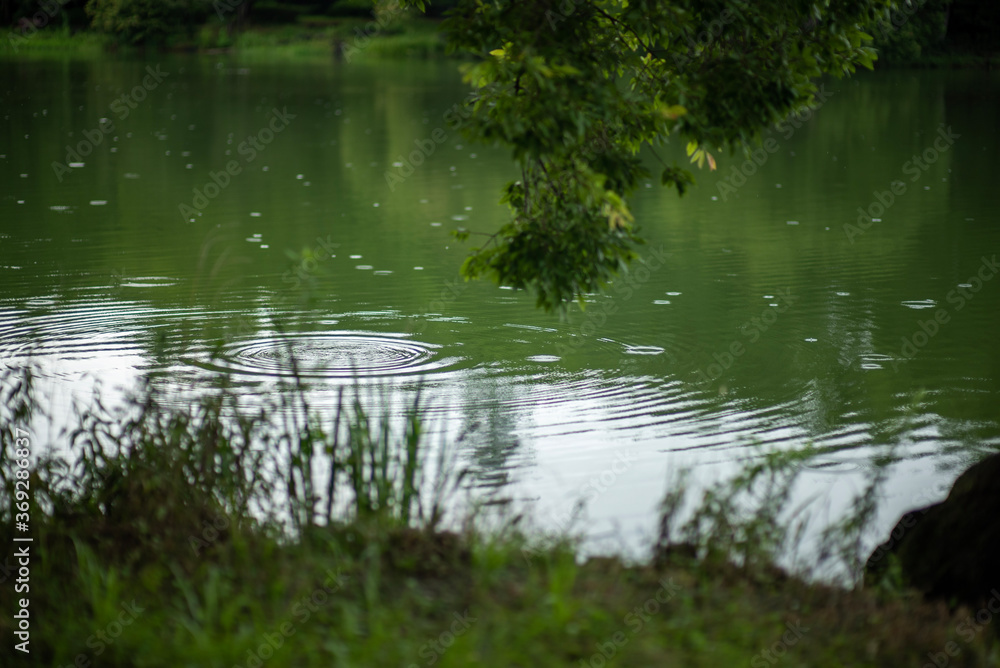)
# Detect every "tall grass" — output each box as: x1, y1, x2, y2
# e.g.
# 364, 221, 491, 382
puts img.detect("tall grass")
2, 364, 996, 666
